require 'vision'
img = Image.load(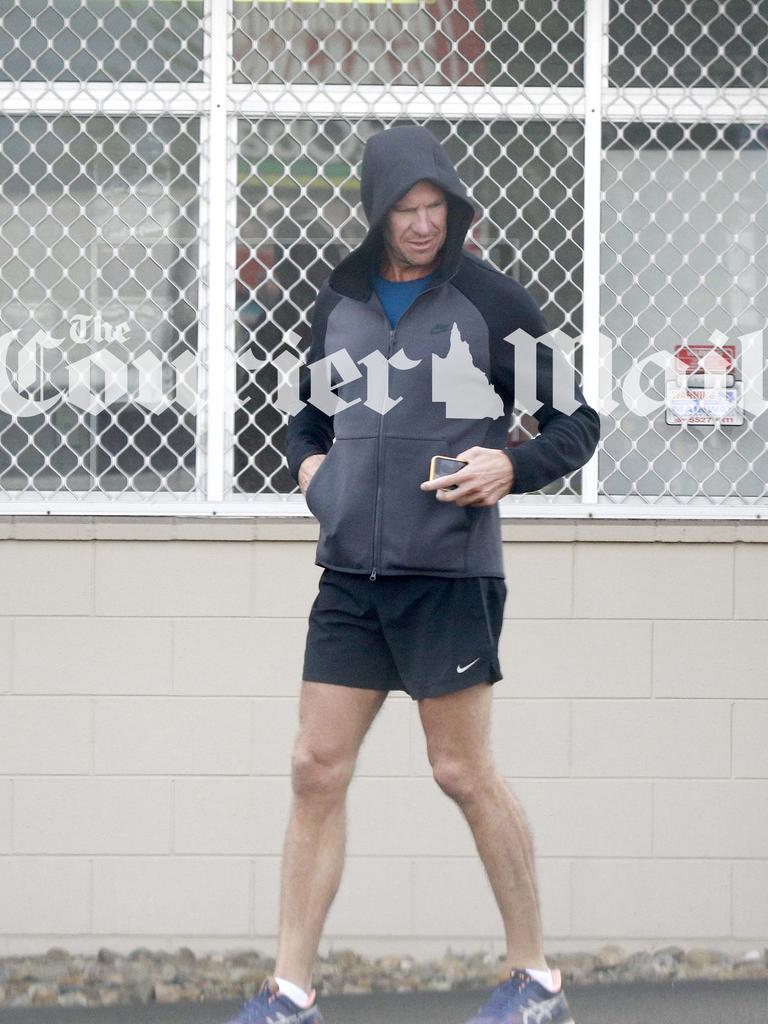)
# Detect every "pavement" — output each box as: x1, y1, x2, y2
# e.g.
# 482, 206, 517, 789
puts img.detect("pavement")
1, 979, 767, 1024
